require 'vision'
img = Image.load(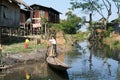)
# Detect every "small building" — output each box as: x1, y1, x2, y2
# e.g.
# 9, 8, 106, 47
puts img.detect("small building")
0, 0, 30, 47
111, 19, 120, 34
0, 0, 30, 28
30, 4, 61, 23
20, 4, 61, 35
0, 0, 20, 28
